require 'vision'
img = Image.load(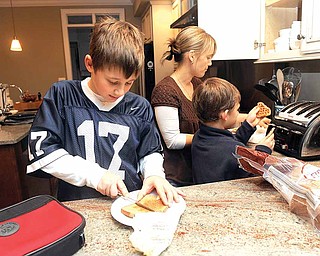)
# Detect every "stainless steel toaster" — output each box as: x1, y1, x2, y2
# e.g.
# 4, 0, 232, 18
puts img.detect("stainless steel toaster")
267, 101, 320, 160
